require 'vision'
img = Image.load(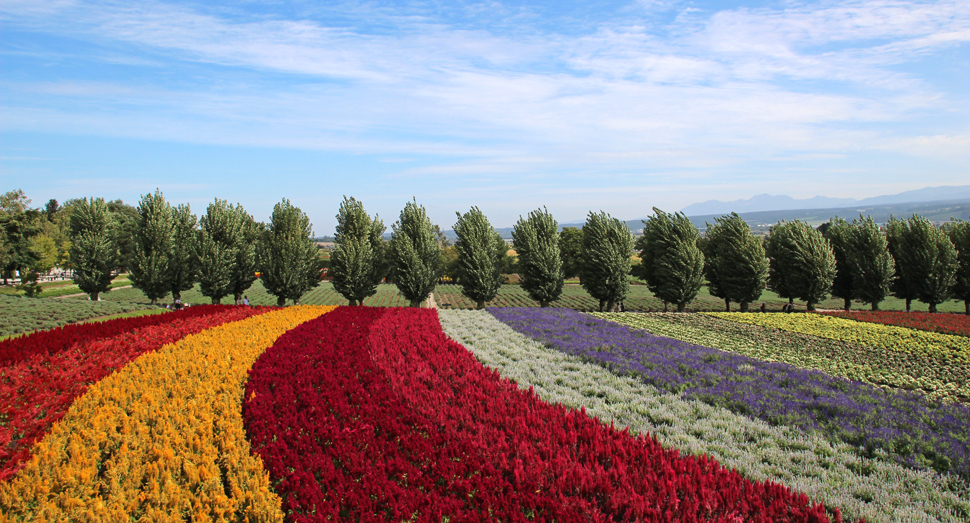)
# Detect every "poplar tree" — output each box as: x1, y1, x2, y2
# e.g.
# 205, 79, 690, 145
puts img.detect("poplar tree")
638, 208, 704, 312
886, 217, 920, 312
231, 210, 260, 304
258, 199, 322, 306
69, 197, 117, 301
889, 215, 958, 313
702, 213, 768, 312
766, 220, 835, 311
454, 207, 503, 309
169, 204, 198, 302
581, 211, 633, 312
945, 220, 970, 315
330, 197, 386, 306
389, 199, 440, 307
197, 199, 246, 304
512, 207, 563, 307
824, 217, 855, 311
847, 216, 894, 311
129, 190, 174, 305
559, 227, 584, 281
